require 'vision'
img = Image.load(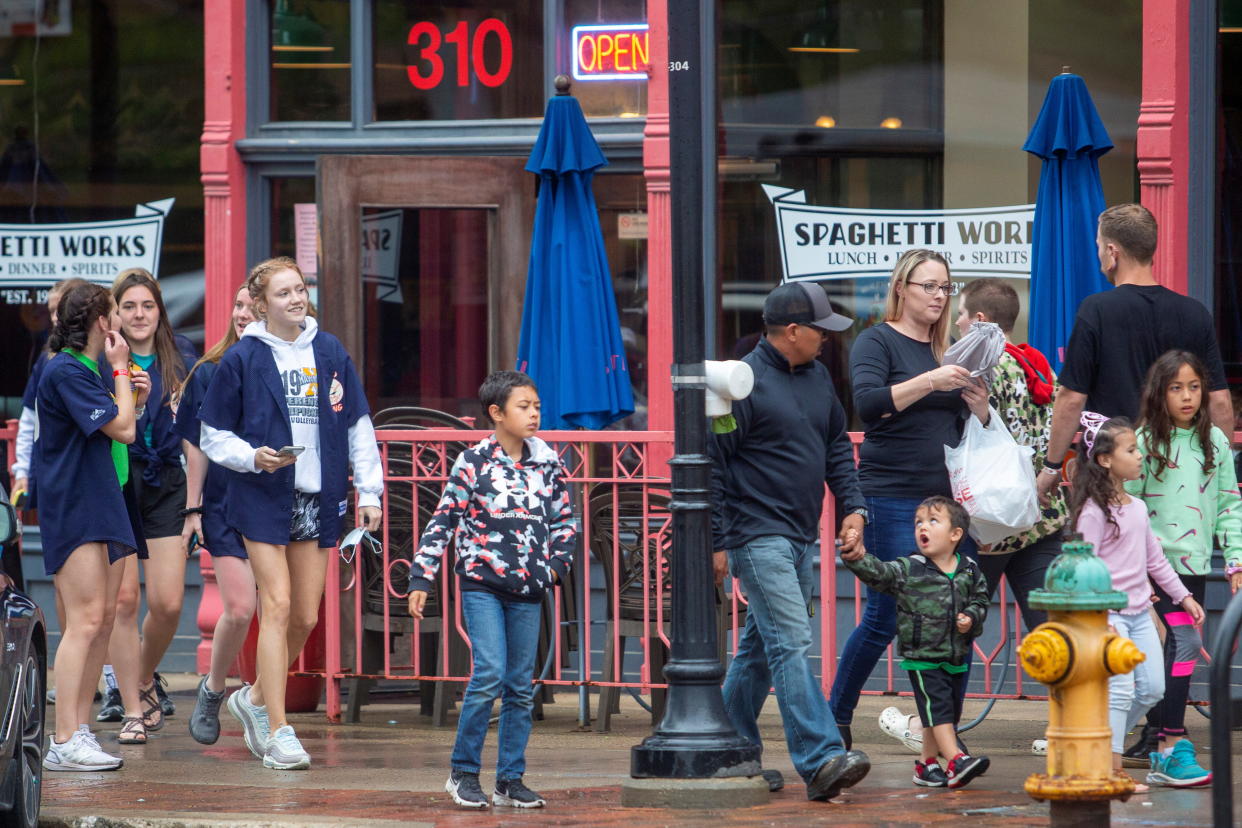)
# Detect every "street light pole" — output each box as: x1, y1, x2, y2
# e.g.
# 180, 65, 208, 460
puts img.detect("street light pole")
628, 0, 762, 783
